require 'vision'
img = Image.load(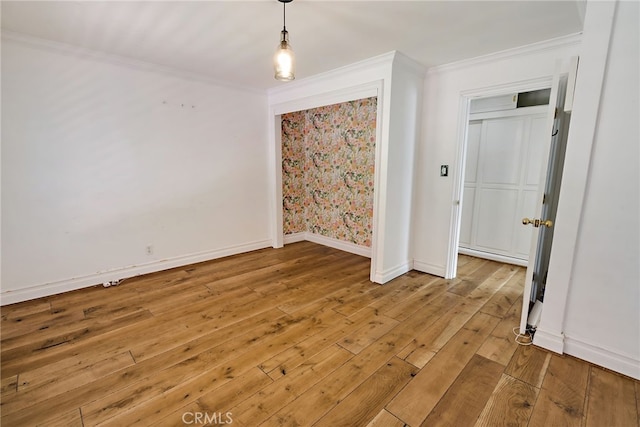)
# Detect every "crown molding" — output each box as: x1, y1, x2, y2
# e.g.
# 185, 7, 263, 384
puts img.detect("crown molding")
268, 50, 396, 98
427, 32, 582, 76
1, 30, 265, 95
